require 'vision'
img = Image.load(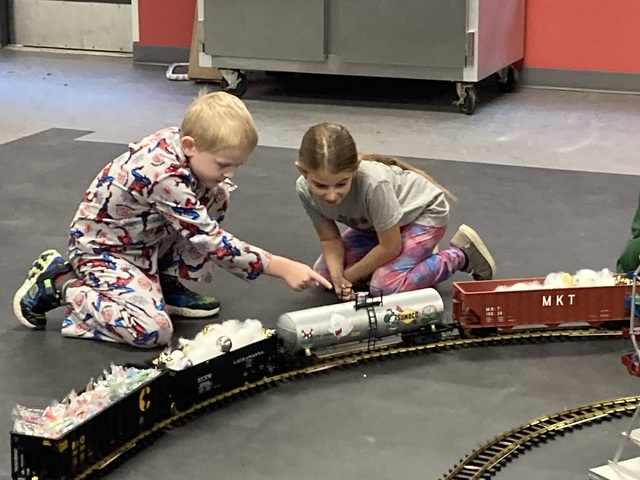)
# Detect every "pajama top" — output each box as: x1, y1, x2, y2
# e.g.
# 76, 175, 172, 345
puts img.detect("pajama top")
68, 127, 270, 280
